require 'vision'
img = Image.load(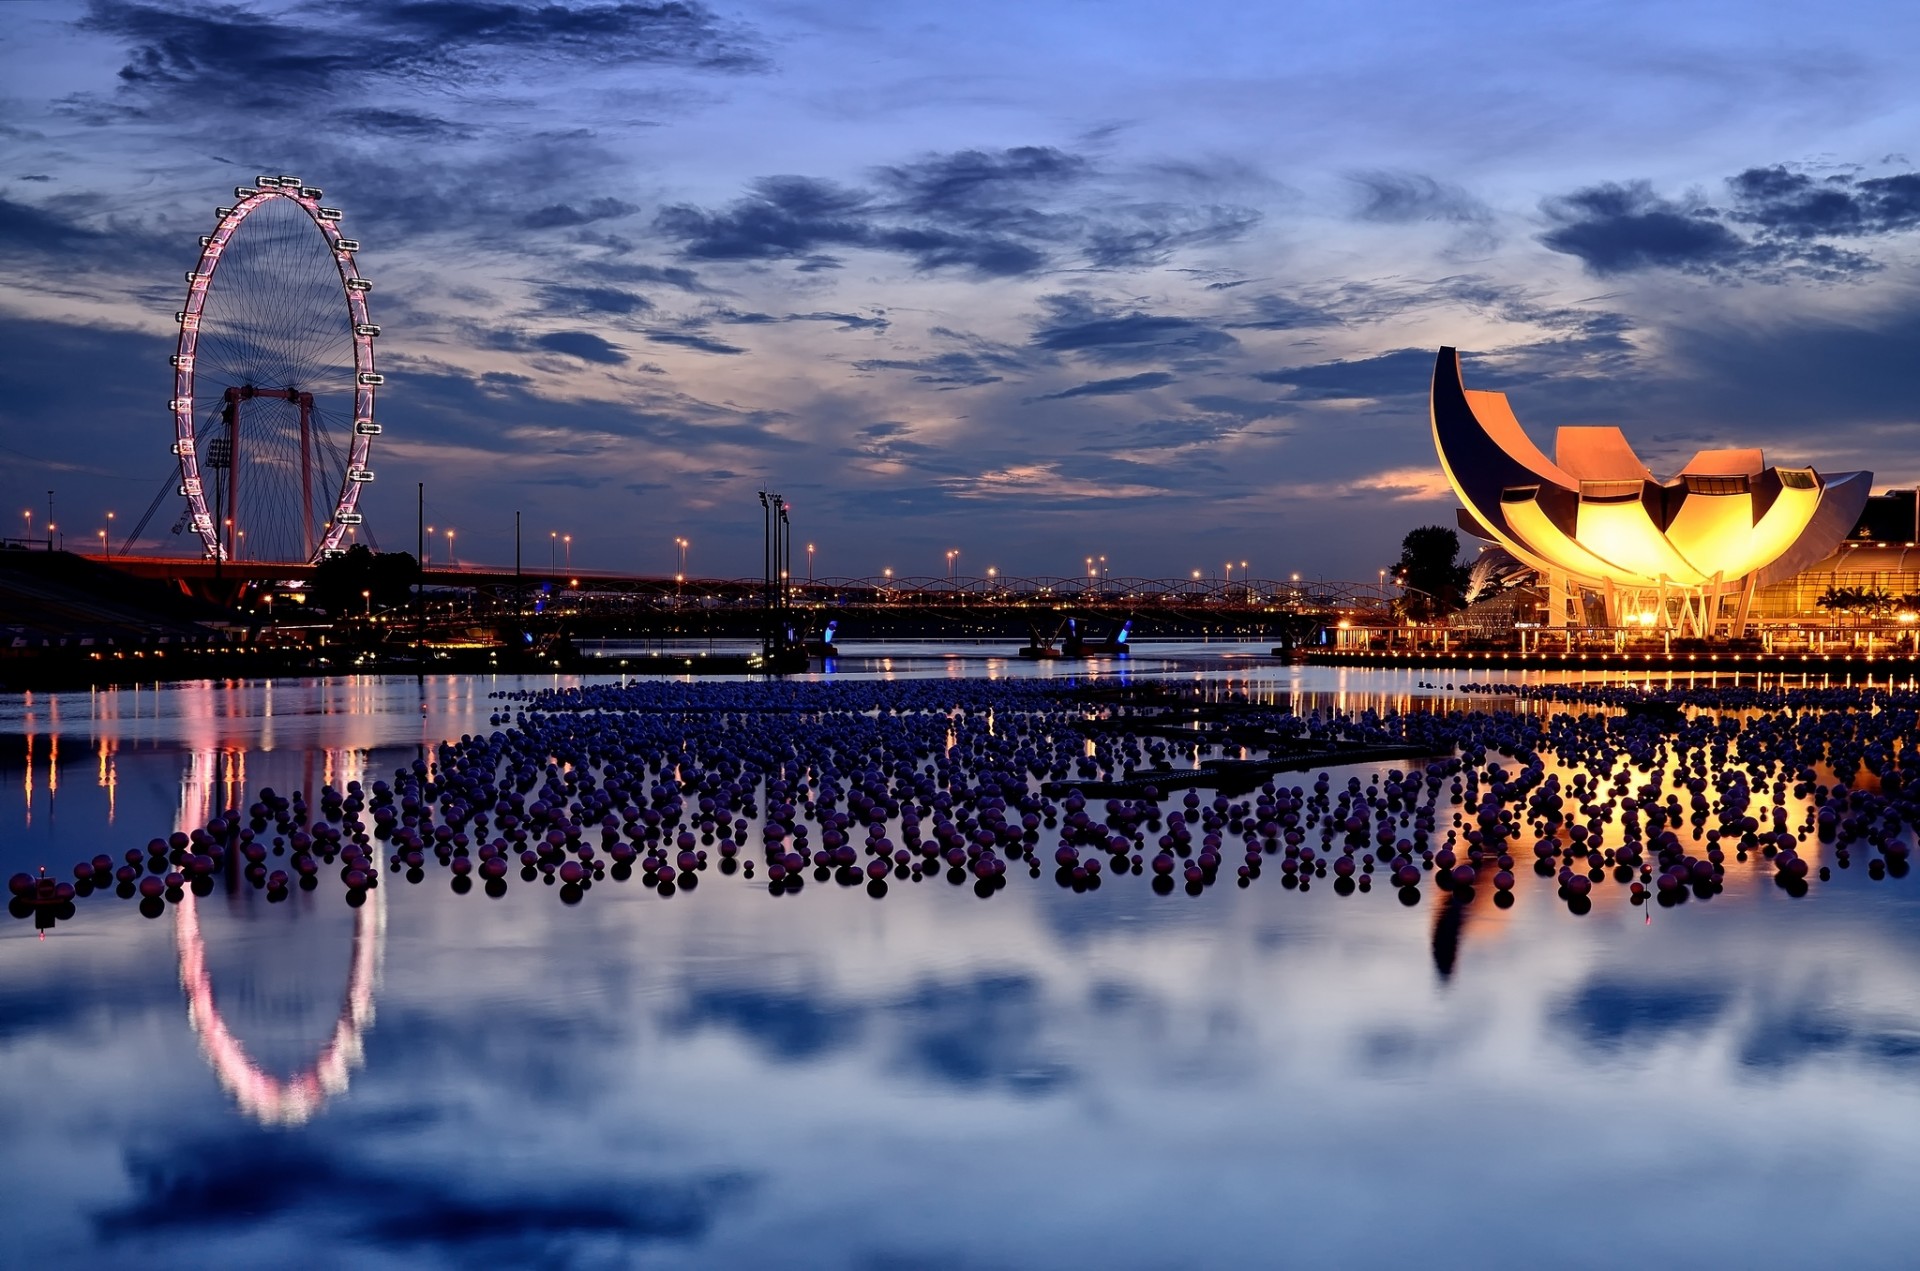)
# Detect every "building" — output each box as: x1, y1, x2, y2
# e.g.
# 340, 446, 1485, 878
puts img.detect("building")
1431, 347, 1875, 633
